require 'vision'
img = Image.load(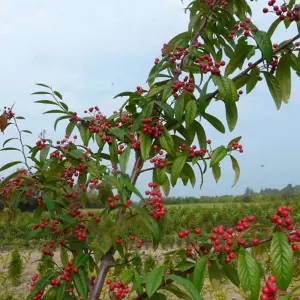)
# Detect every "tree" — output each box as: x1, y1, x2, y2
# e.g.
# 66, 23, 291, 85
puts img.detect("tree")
1, 0, 300, 299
